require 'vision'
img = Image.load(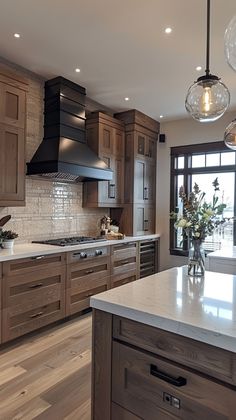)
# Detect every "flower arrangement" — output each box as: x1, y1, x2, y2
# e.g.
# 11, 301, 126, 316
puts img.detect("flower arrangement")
170, 178, 227, 242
